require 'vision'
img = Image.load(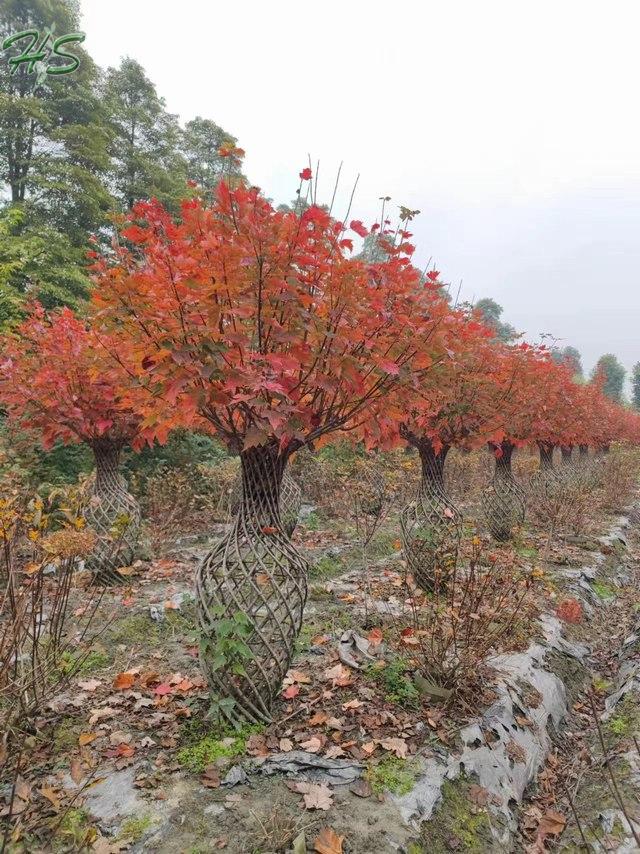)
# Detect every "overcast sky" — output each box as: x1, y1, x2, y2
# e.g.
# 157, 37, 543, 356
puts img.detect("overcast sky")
81, 0, 640, 388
